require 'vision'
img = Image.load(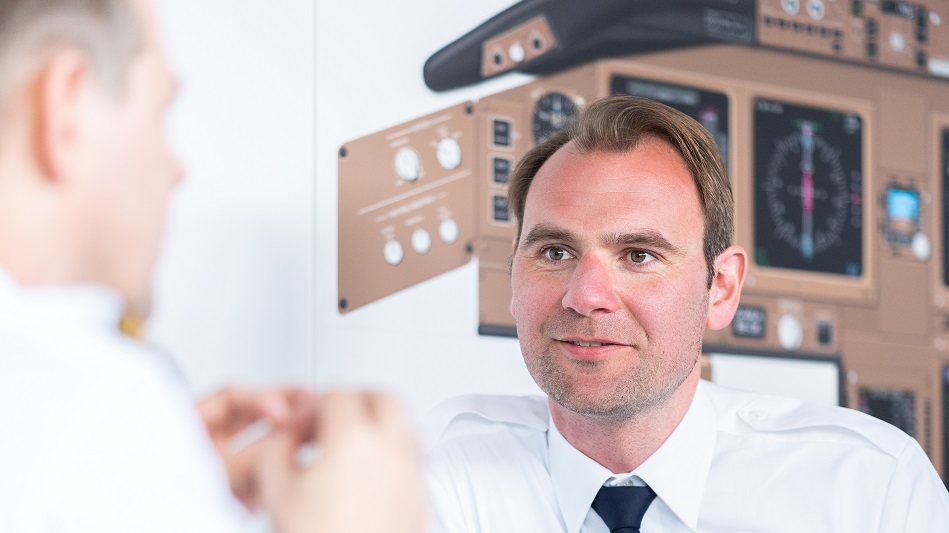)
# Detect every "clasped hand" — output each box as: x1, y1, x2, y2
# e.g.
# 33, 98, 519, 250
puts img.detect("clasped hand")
197, 387, 425, 533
